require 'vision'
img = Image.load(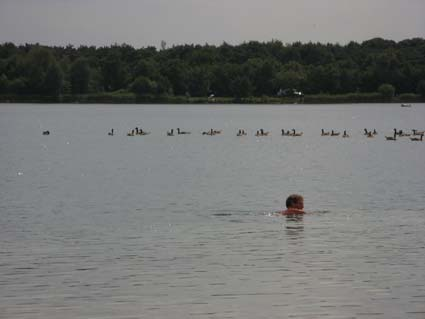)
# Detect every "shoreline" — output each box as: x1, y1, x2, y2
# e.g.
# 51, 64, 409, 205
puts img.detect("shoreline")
0, 93, 424, 105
